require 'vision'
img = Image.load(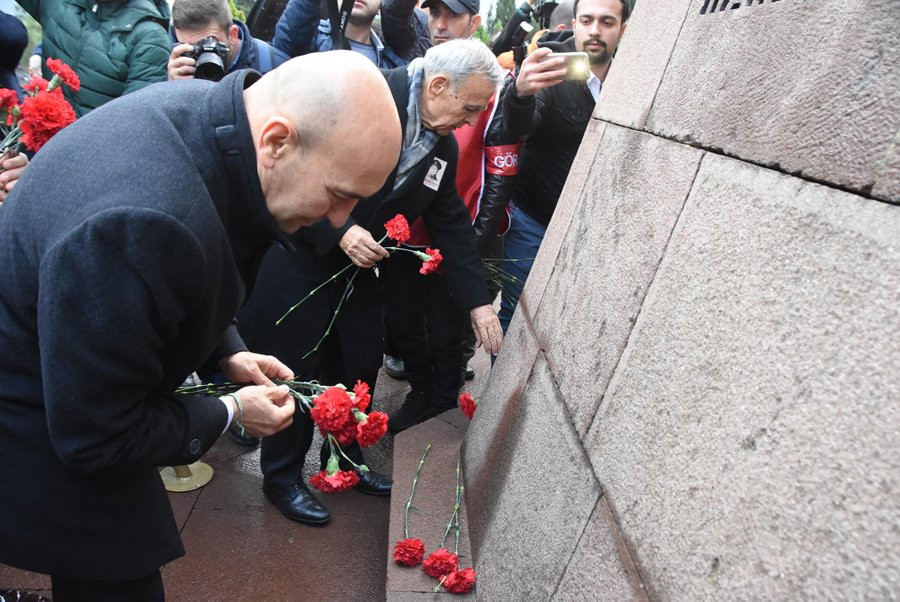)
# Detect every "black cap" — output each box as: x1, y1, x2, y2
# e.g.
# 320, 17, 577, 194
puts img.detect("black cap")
421, 0, 480, 15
